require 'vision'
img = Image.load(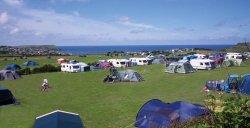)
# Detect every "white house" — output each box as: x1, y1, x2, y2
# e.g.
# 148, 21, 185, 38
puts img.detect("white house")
107, 59, 131, 68
129, 58, 148, 66
190, 59, 215, 70
61, 62, 90, 72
